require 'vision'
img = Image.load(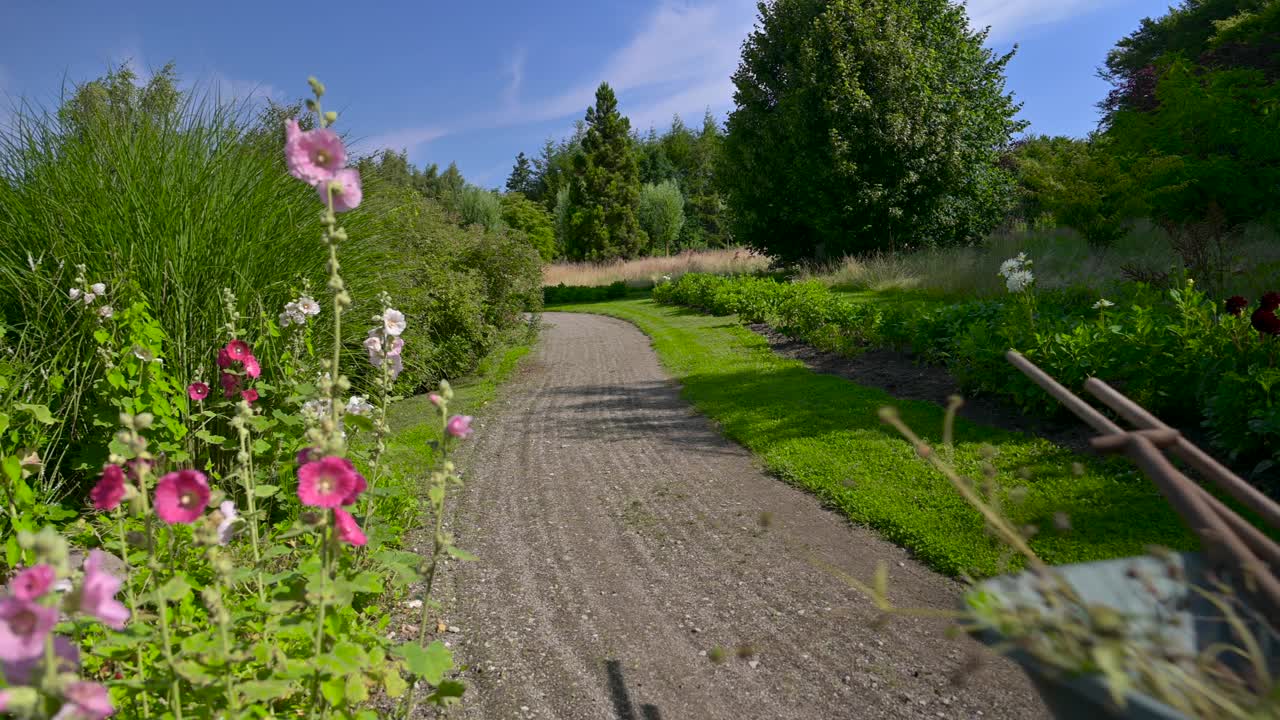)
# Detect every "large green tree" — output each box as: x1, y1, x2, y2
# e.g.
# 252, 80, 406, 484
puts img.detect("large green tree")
721, 0, 1025, 261
564, 83, 643, 260
638, 180, 686, 256
506, 151, 536, 195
